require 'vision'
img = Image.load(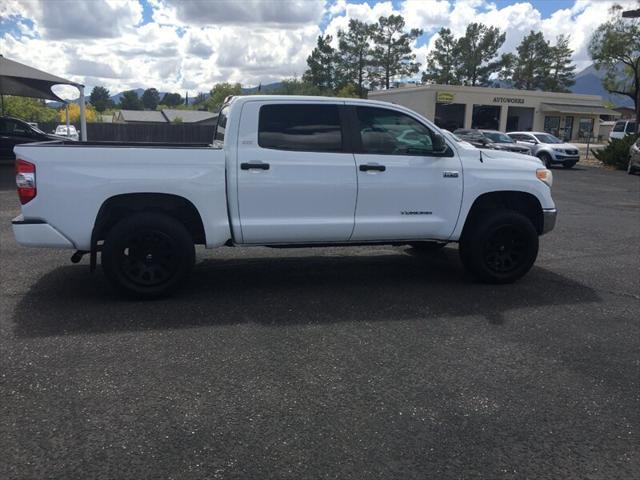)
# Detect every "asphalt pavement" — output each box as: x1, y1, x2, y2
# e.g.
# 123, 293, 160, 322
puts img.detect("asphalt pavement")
1, 164, 639, 479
